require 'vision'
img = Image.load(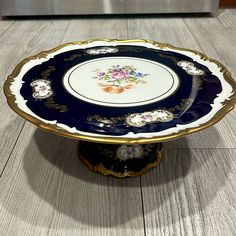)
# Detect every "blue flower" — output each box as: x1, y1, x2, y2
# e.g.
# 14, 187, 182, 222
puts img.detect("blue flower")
135, 72, 143, 77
